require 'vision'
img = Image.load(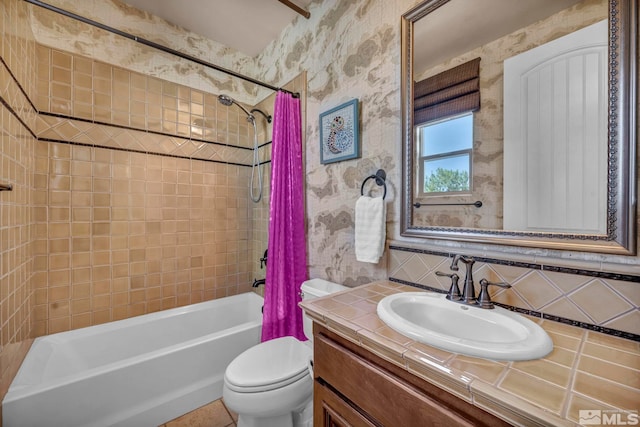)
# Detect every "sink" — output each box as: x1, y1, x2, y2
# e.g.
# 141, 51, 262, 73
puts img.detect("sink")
377, 292, 553, 361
